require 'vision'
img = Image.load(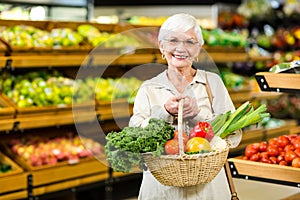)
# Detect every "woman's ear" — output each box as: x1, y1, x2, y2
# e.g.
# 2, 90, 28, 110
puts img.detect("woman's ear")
158, 40, 164, 54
